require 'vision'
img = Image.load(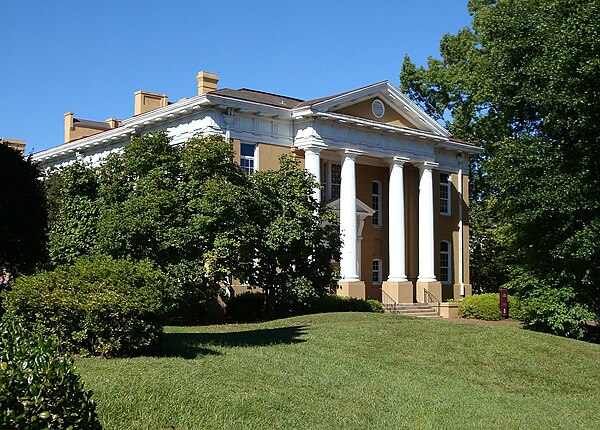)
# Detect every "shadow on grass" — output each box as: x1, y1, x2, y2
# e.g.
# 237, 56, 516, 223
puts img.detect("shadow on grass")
146, 325, 308, 359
